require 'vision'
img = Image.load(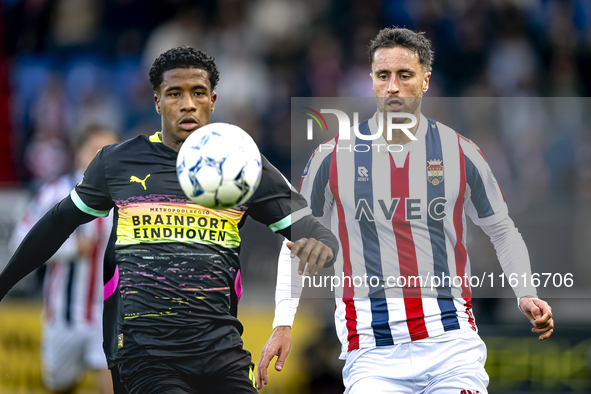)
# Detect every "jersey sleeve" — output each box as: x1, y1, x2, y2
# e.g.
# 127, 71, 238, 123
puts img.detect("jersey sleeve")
480, 217, 537, 300
272, 239, 302, 328
246, 155, 311, 233
460, 137, 508, 226
298, 142, 335, 226
71, 147, 114, 217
